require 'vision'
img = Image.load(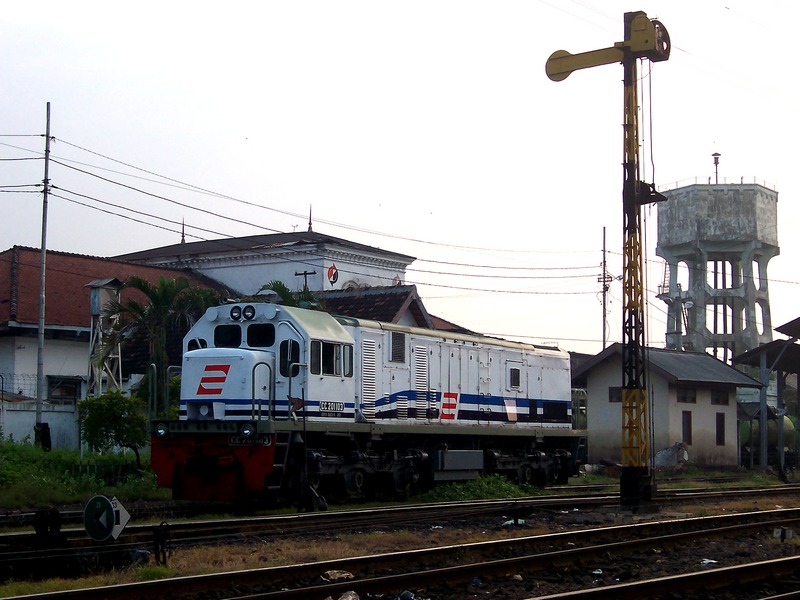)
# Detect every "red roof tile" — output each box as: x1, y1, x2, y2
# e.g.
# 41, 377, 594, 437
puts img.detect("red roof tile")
0, 246, 228, 328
